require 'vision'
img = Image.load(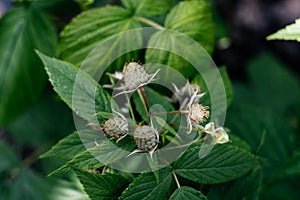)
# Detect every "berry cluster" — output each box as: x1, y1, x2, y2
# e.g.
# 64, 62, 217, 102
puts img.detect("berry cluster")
95, 62, 229, 157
